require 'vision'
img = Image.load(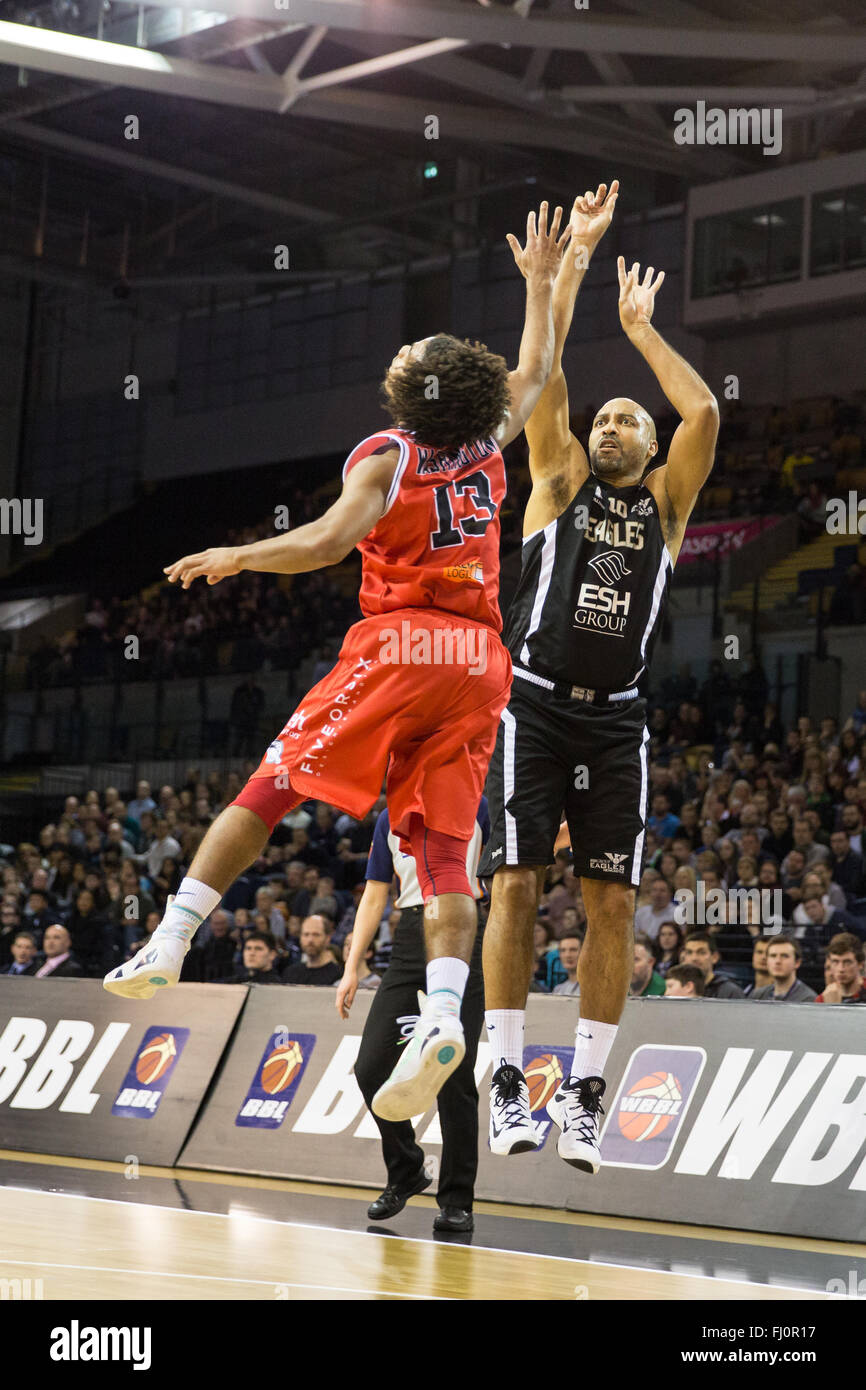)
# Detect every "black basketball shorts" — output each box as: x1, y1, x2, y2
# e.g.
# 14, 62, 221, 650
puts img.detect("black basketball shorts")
479, 679, 650, 886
